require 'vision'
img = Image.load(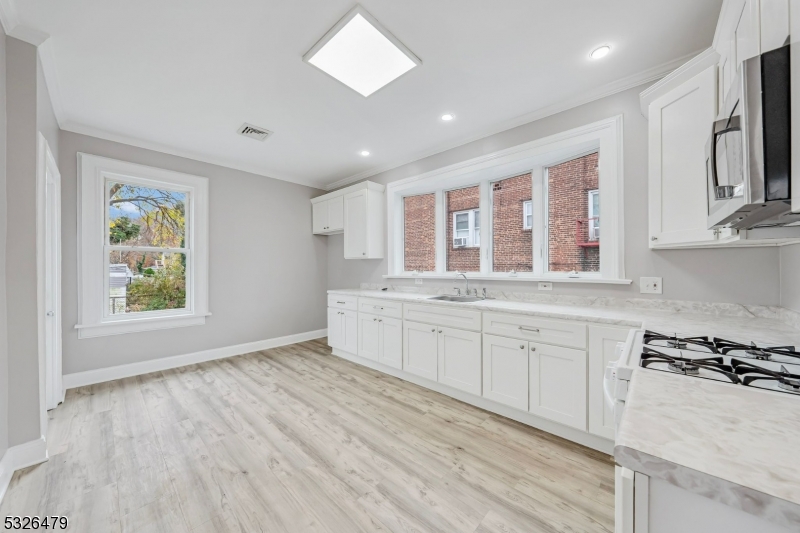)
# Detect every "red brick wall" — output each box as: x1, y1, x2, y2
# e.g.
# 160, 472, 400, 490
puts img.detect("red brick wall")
492, 173, 532, 272
403, 193, 436, 271
547, 152, 599, 272
446, 186, 480, 272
